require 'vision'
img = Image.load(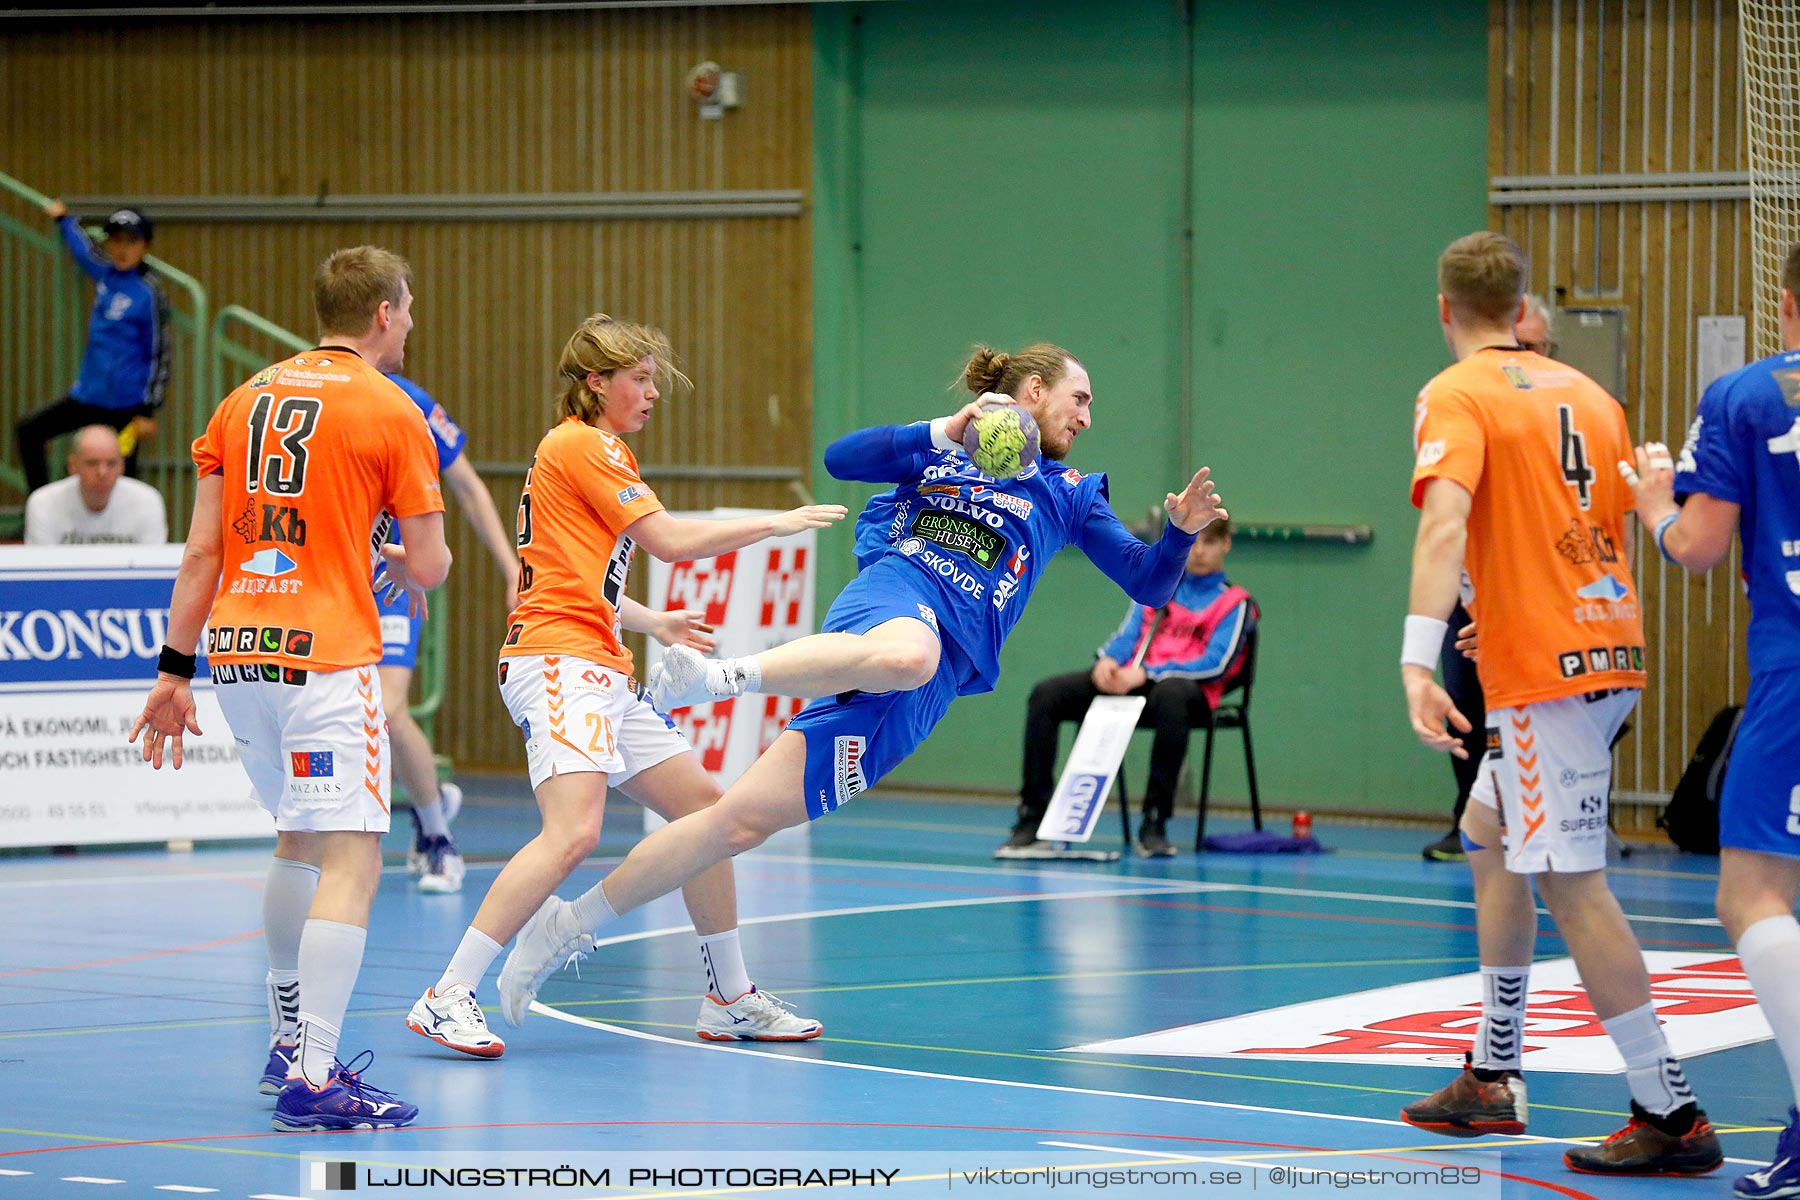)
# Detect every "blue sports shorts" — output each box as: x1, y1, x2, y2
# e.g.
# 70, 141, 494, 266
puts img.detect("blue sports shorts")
787, 568, 957, 820
1719, 666, 1800, 859
376, 586, 423, 671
